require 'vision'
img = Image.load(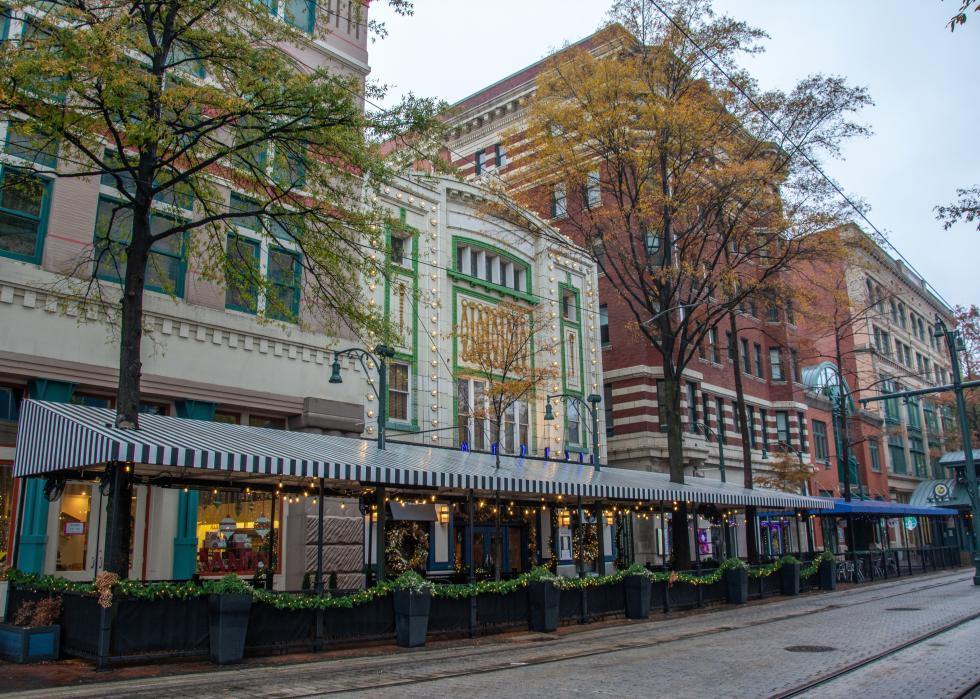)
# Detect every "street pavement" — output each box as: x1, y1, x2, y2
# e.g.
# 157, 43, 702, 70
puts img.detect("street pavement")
2, 569, 978, 699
